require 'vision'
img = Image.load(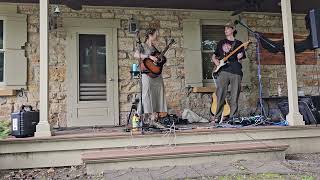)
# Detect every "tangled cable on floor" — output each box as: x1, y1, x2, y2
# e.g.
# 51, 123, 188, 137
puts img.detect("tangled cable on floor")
125, 120, 177, 152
